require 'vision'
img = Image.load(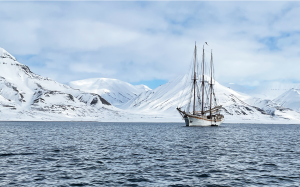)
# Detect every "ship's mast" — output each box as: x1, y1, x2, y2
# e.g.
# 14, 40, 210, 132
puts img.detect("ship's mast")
201, 45, 205, 115
210, 50, 213, 119
193, 43, 197, 115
